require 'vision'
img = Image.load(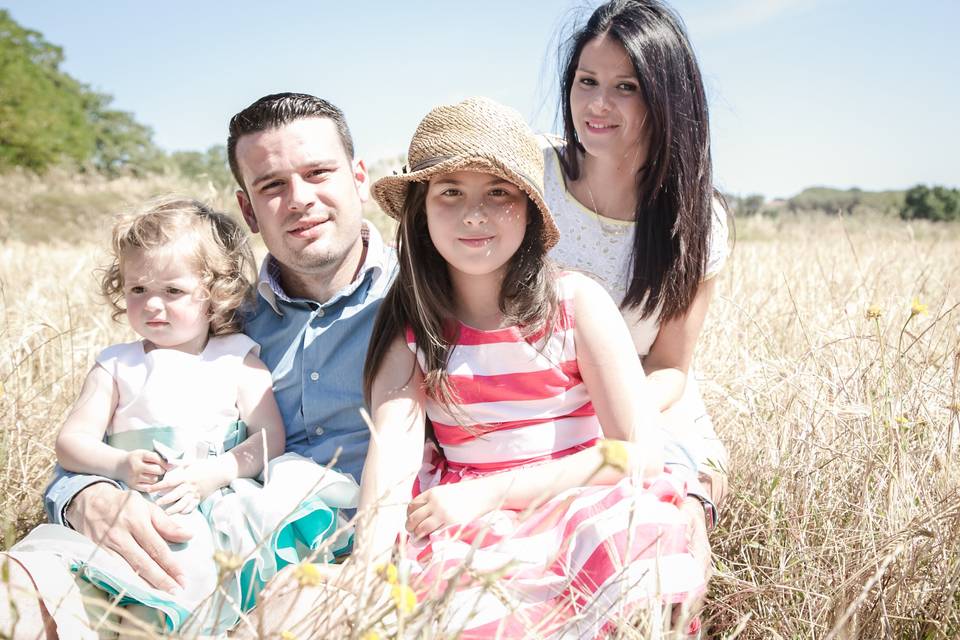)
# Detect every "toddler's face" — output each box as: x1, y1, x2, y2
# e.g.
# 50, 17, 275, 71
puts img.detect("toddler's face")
122, 247, 210, 354
424, 170, 528, 281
